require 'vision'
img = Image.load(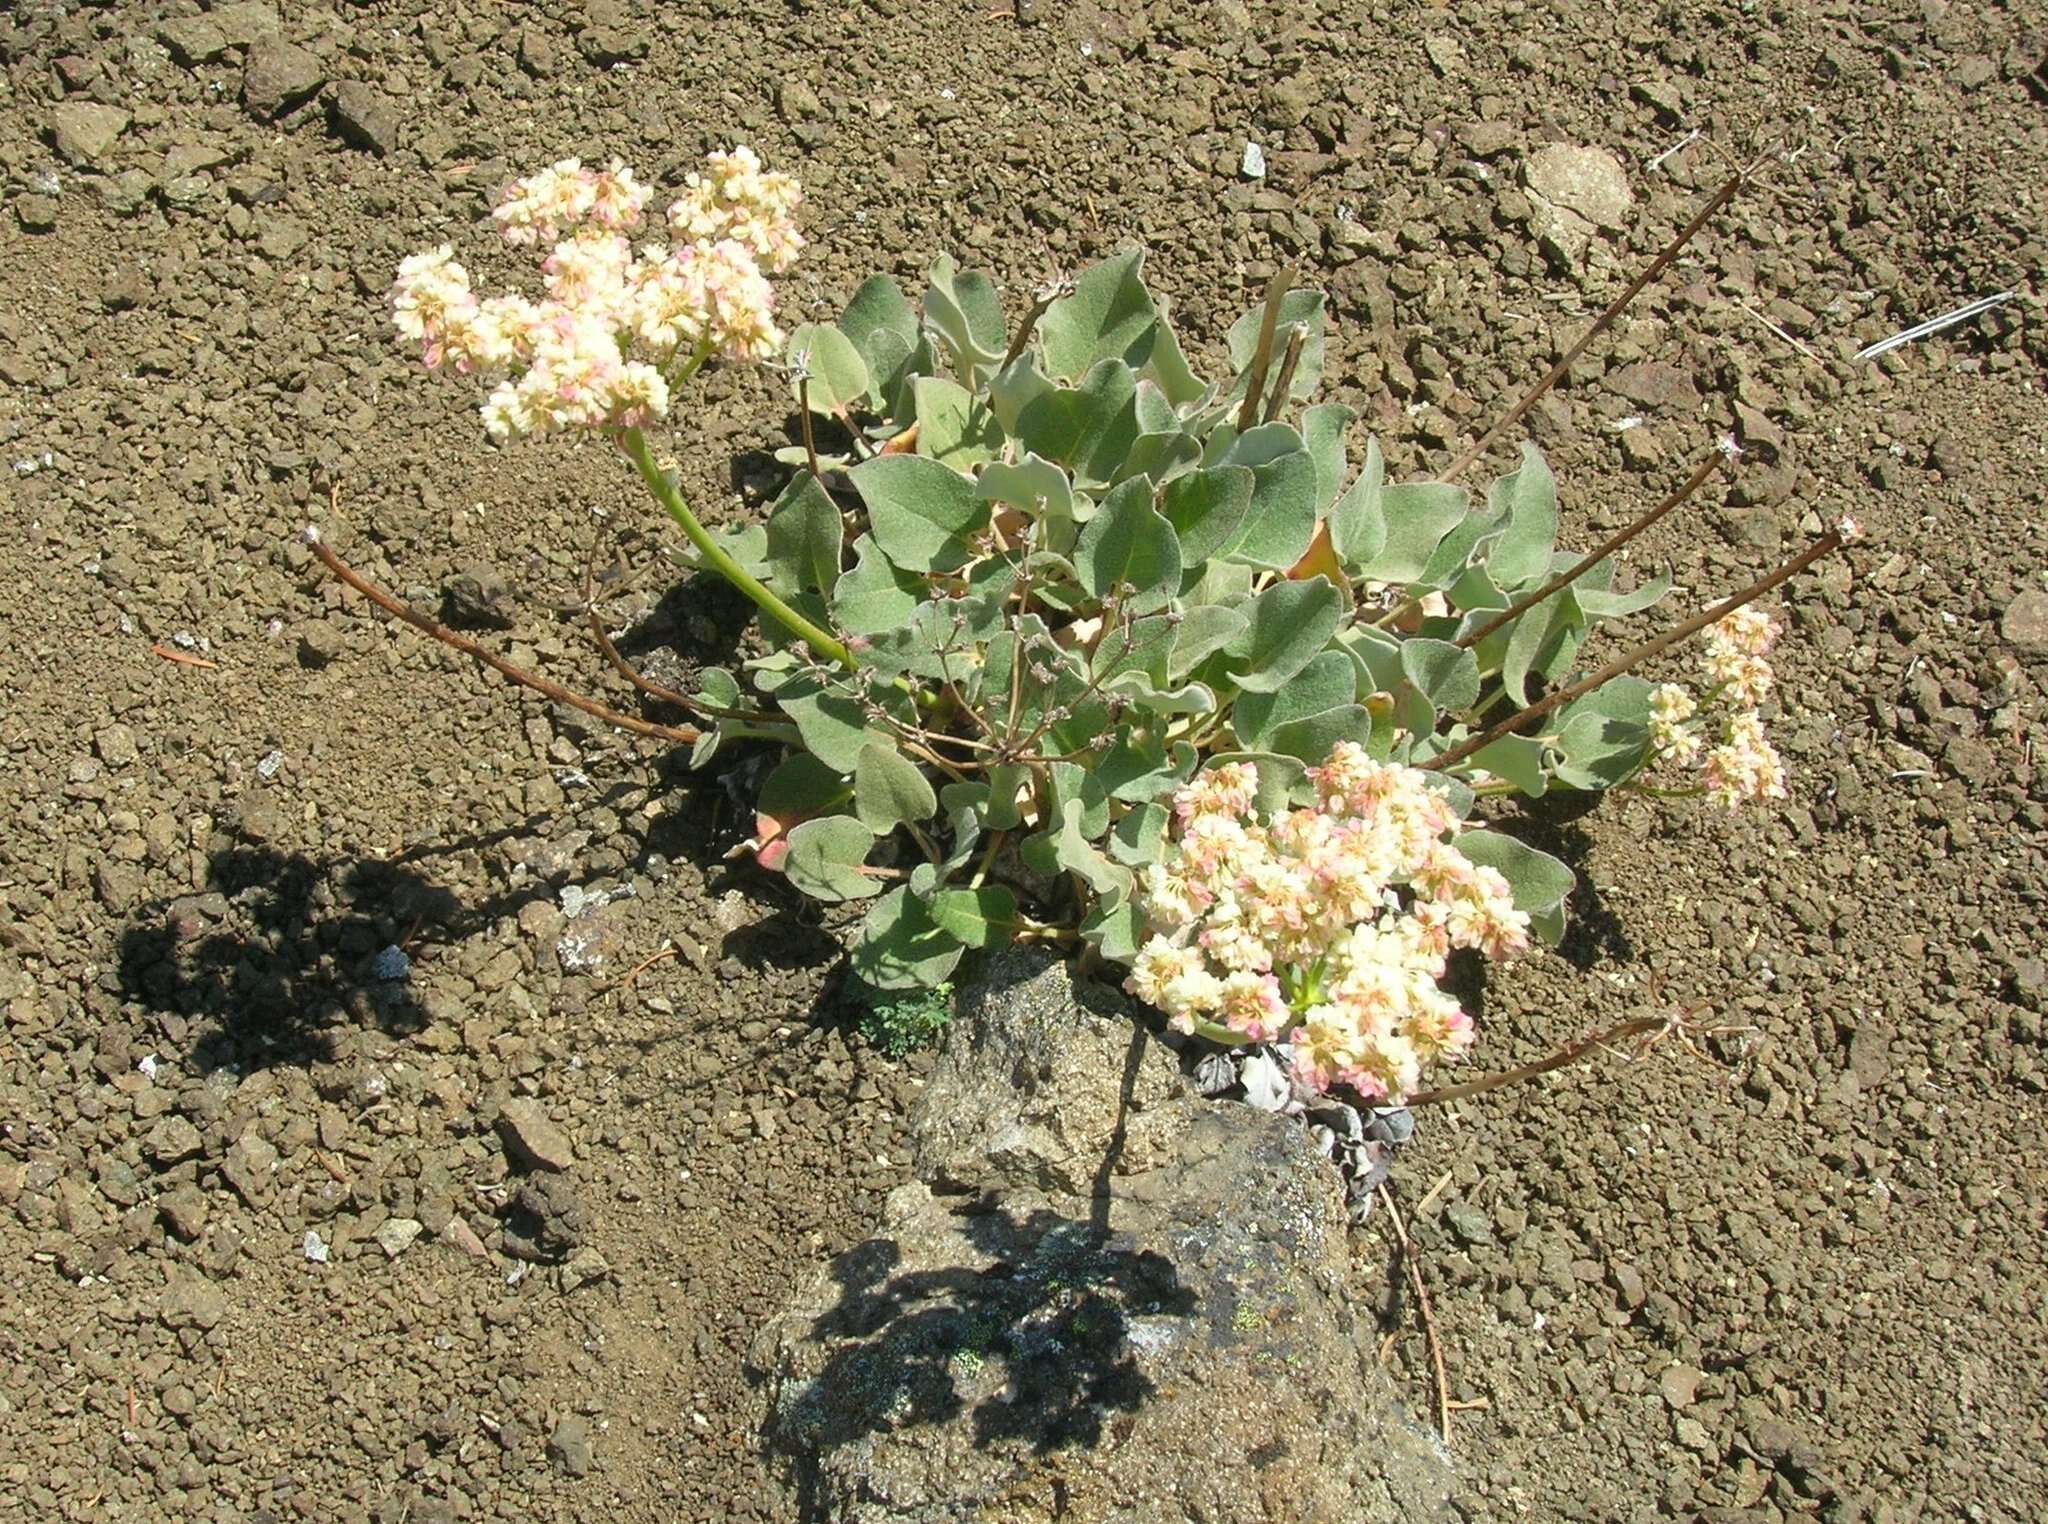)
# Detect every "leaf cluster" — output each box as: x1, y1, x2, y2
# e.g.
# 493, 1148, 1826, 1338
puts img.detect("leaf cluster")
681, 251, 1675, 986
